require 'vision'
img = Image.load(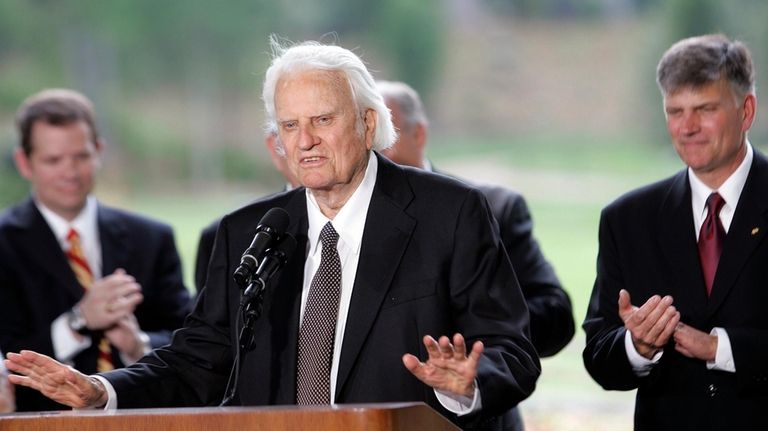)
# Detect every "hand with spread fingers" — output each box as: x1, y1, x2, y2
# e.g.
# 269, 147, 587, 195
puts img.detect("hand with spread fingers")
4, 351, 106, 409
79, 268, 143, 331
618, 289, 680, 359
402, 333, 483, 398
673, 322, 718, 361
